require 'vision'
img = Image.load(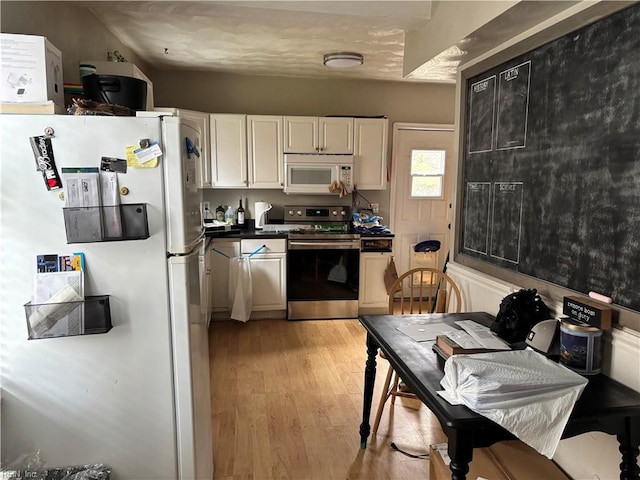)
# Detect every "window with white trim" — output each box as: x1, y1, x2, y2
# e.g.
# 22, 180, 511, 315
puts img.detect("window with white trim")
410, 149, 445, 198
